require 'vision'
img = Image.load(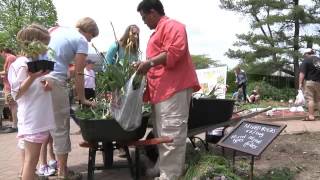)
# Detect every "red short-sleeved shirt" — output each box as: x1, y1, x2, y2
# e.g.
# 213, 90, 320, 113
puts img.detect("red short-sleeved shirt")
3, 53, 16, 92
144, 16, 200, 104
